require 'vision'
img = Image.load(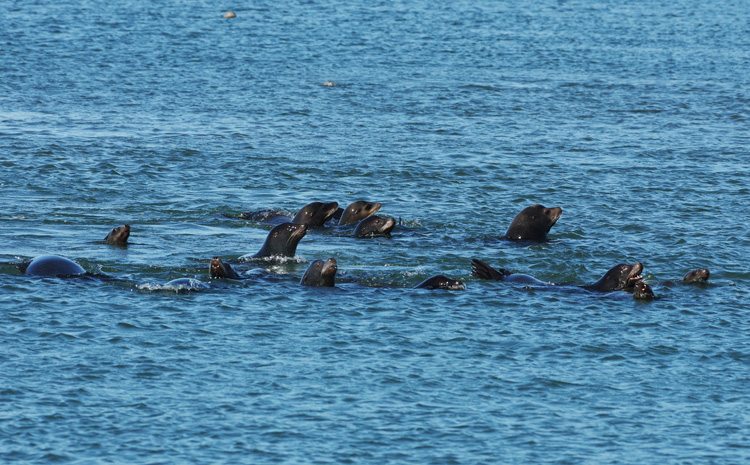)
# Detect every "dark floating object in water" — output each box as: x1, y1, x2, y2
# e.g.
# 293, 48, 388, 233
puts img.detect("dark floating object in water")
19, 255, 86, 277
416, 275, 466, 291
